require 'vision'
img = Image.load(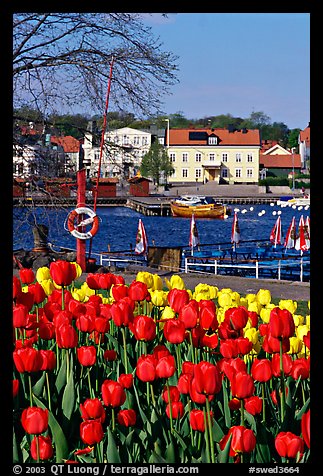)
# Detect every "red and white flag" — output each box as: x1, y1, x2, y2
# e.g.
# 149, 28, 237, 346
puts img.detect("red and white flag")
189, 214, 200, 250
284, 216, 297, 249
295, 214, 310, 251
270, 216, 282, 248
231, 212, 240, 247
134, 219, 148, 255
